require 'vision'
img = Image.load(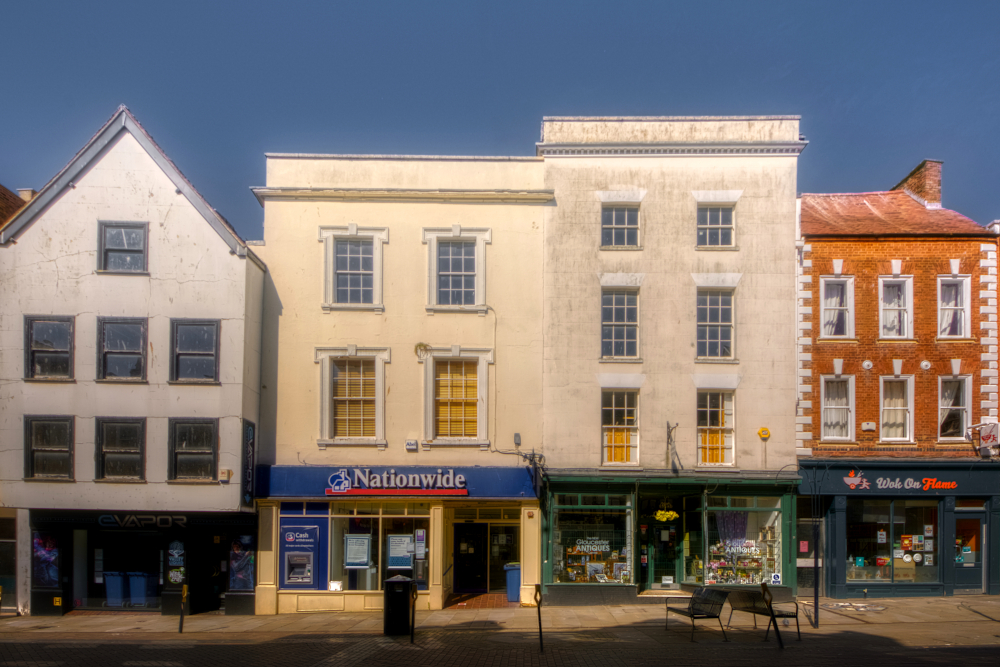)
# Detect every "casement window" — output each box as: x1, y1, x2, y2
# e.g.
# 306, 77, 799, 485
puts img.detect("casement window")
697, 391, 734, 465
696, 206, 734, 247
601, 206, 639, 248
97, 318, 147, 381
319, 226, 388, 311
24, 416, 74, 479
422, 227, 491, 313
939, 376, 971, 440
24, 316, 74, 379
880, 377, 913, 442
602, 390, 638, 465
316, 347, 389, 448
420, 347, 493, 447
820, 277, 854, 338
96, 418, 145, 480
938, 276, 971, 338
98, 222, 147, 273
168, 419, 218, 480
696, 289, 734, 358
879, 277, 913, 339
601, 290, 638, 358
170, 319, 220, 382
821, 376, 855, 442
